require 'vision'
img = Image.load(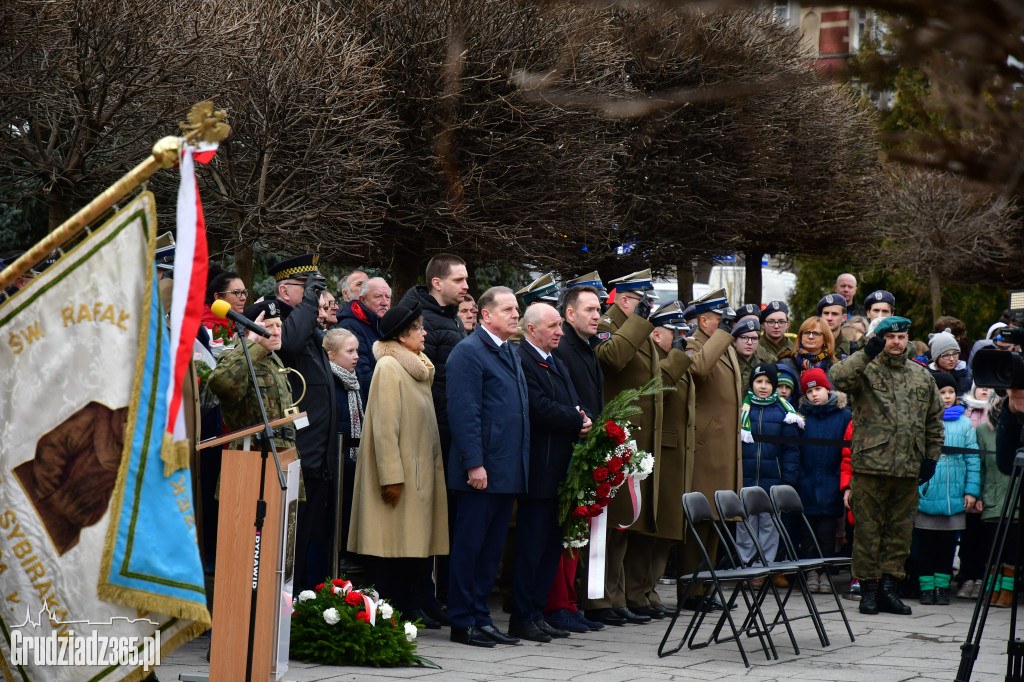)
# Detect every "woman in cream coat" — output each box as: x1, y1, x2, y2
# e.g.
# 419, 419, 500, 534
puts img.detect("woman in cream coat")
348, 301, 449, 624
